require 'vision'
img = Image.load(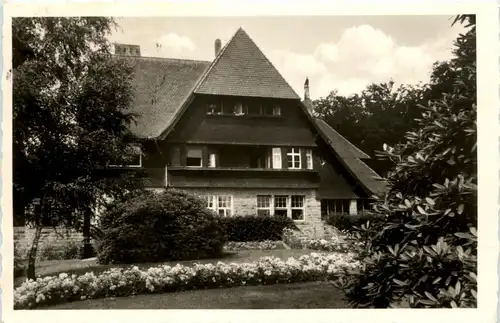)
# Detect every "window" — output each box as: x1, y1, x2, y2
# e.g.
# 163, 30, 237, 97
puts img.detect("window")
201, 195, 232, 216
357, 199, 372, 214
247, 103, 261, 115
208, 153, 216, 168
186, 148, 203, 167
274, 195, 288, 218
321, 199, 352, 215
203, 196, 216, 211
273, 106, 281, 116
234, 102, 244, 115
291, 195, 305, 220
272, 148, 282, 169
218, 196, 232, 217
263, 105, 273, 115
306, 149, 313, 170
206, 103, 222, 115
287, 148, 301, 169
257, 195, 271, 216
258, 195, 306, 221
